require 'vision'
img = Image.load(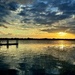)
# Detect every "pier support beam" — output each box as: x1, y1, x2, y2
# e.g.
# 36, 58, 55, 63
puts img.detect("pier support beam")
7, 40, 9, 48
16, 40, 18, 48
